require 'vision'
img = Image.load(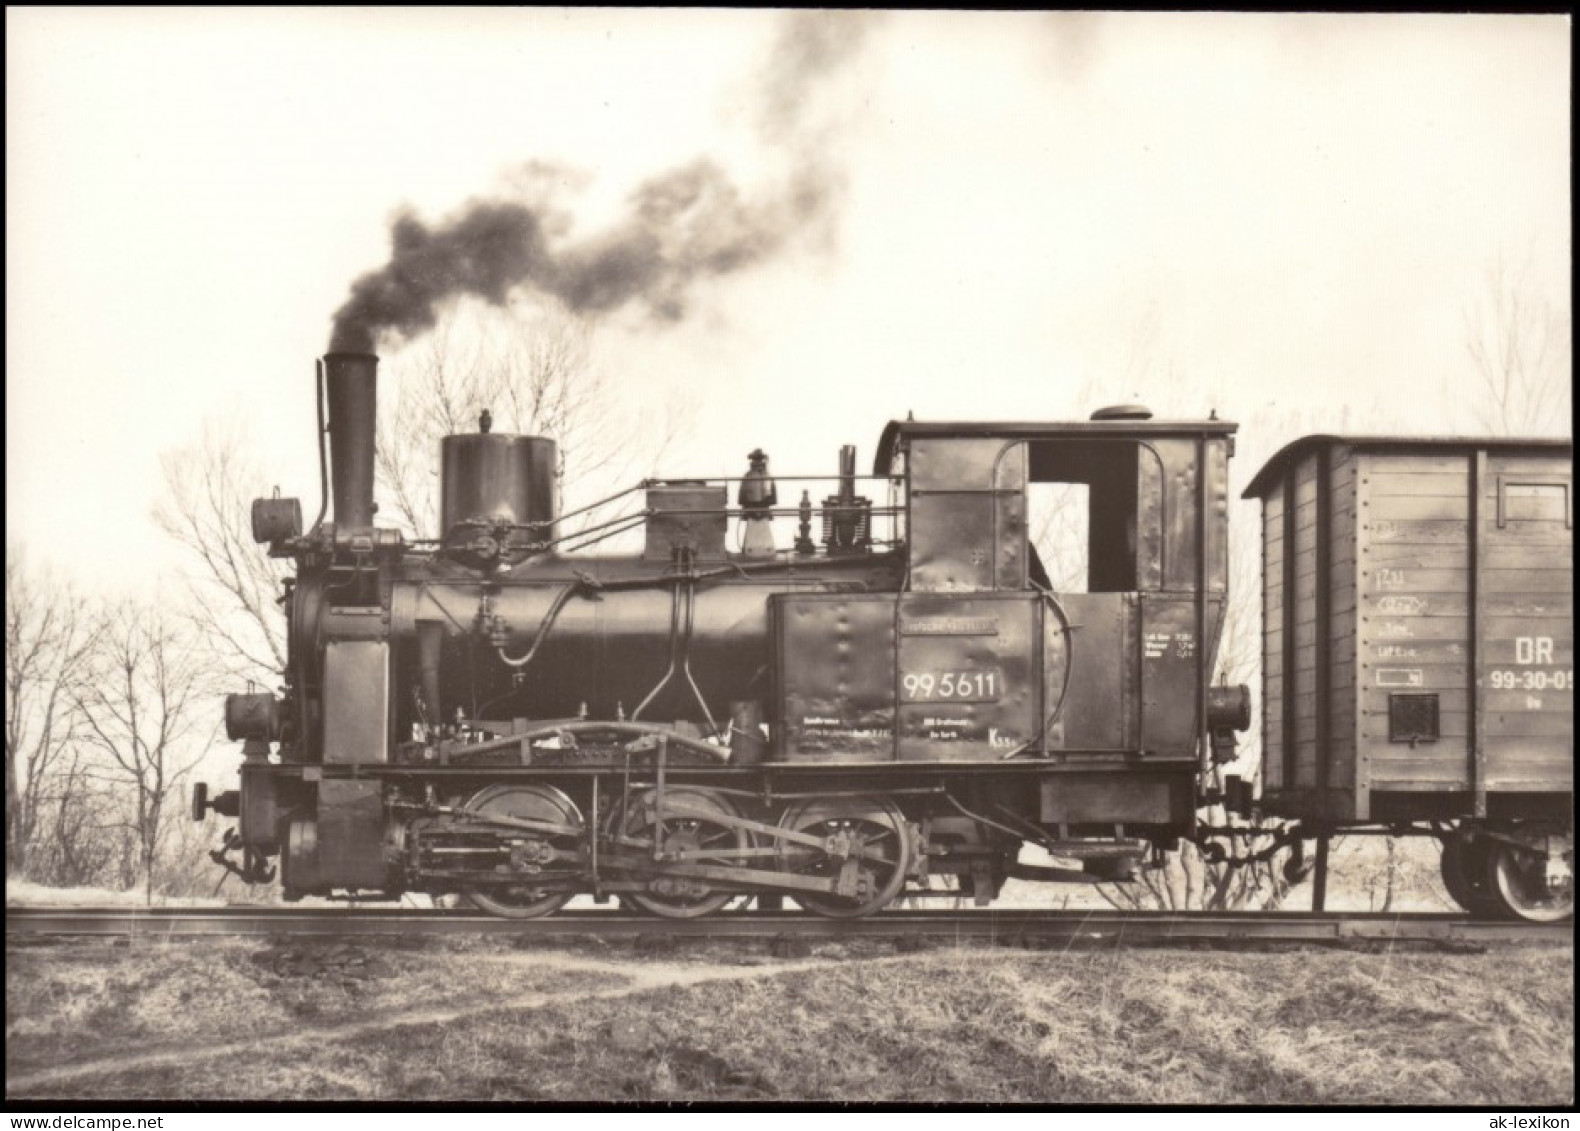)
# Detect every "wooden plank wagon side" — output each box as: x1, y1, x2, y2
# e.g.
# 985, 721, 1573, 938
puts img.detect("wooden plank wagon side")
1244, 435, 1573, 921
